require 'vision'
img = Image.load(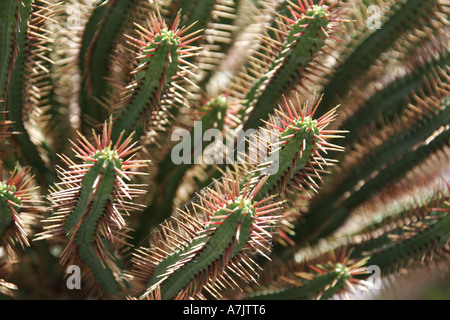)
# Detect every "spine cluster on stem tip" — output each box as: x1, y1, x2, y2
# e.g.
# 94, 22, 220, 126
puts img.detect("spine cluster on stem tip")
129, 169, 283, 300
36, 119, 148, 295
